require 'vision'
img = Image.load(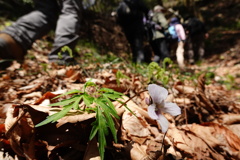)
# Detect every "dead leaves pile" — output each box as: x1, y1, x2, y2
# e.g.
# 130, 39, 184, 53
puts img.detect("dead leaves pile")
0, 61, 240, 160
